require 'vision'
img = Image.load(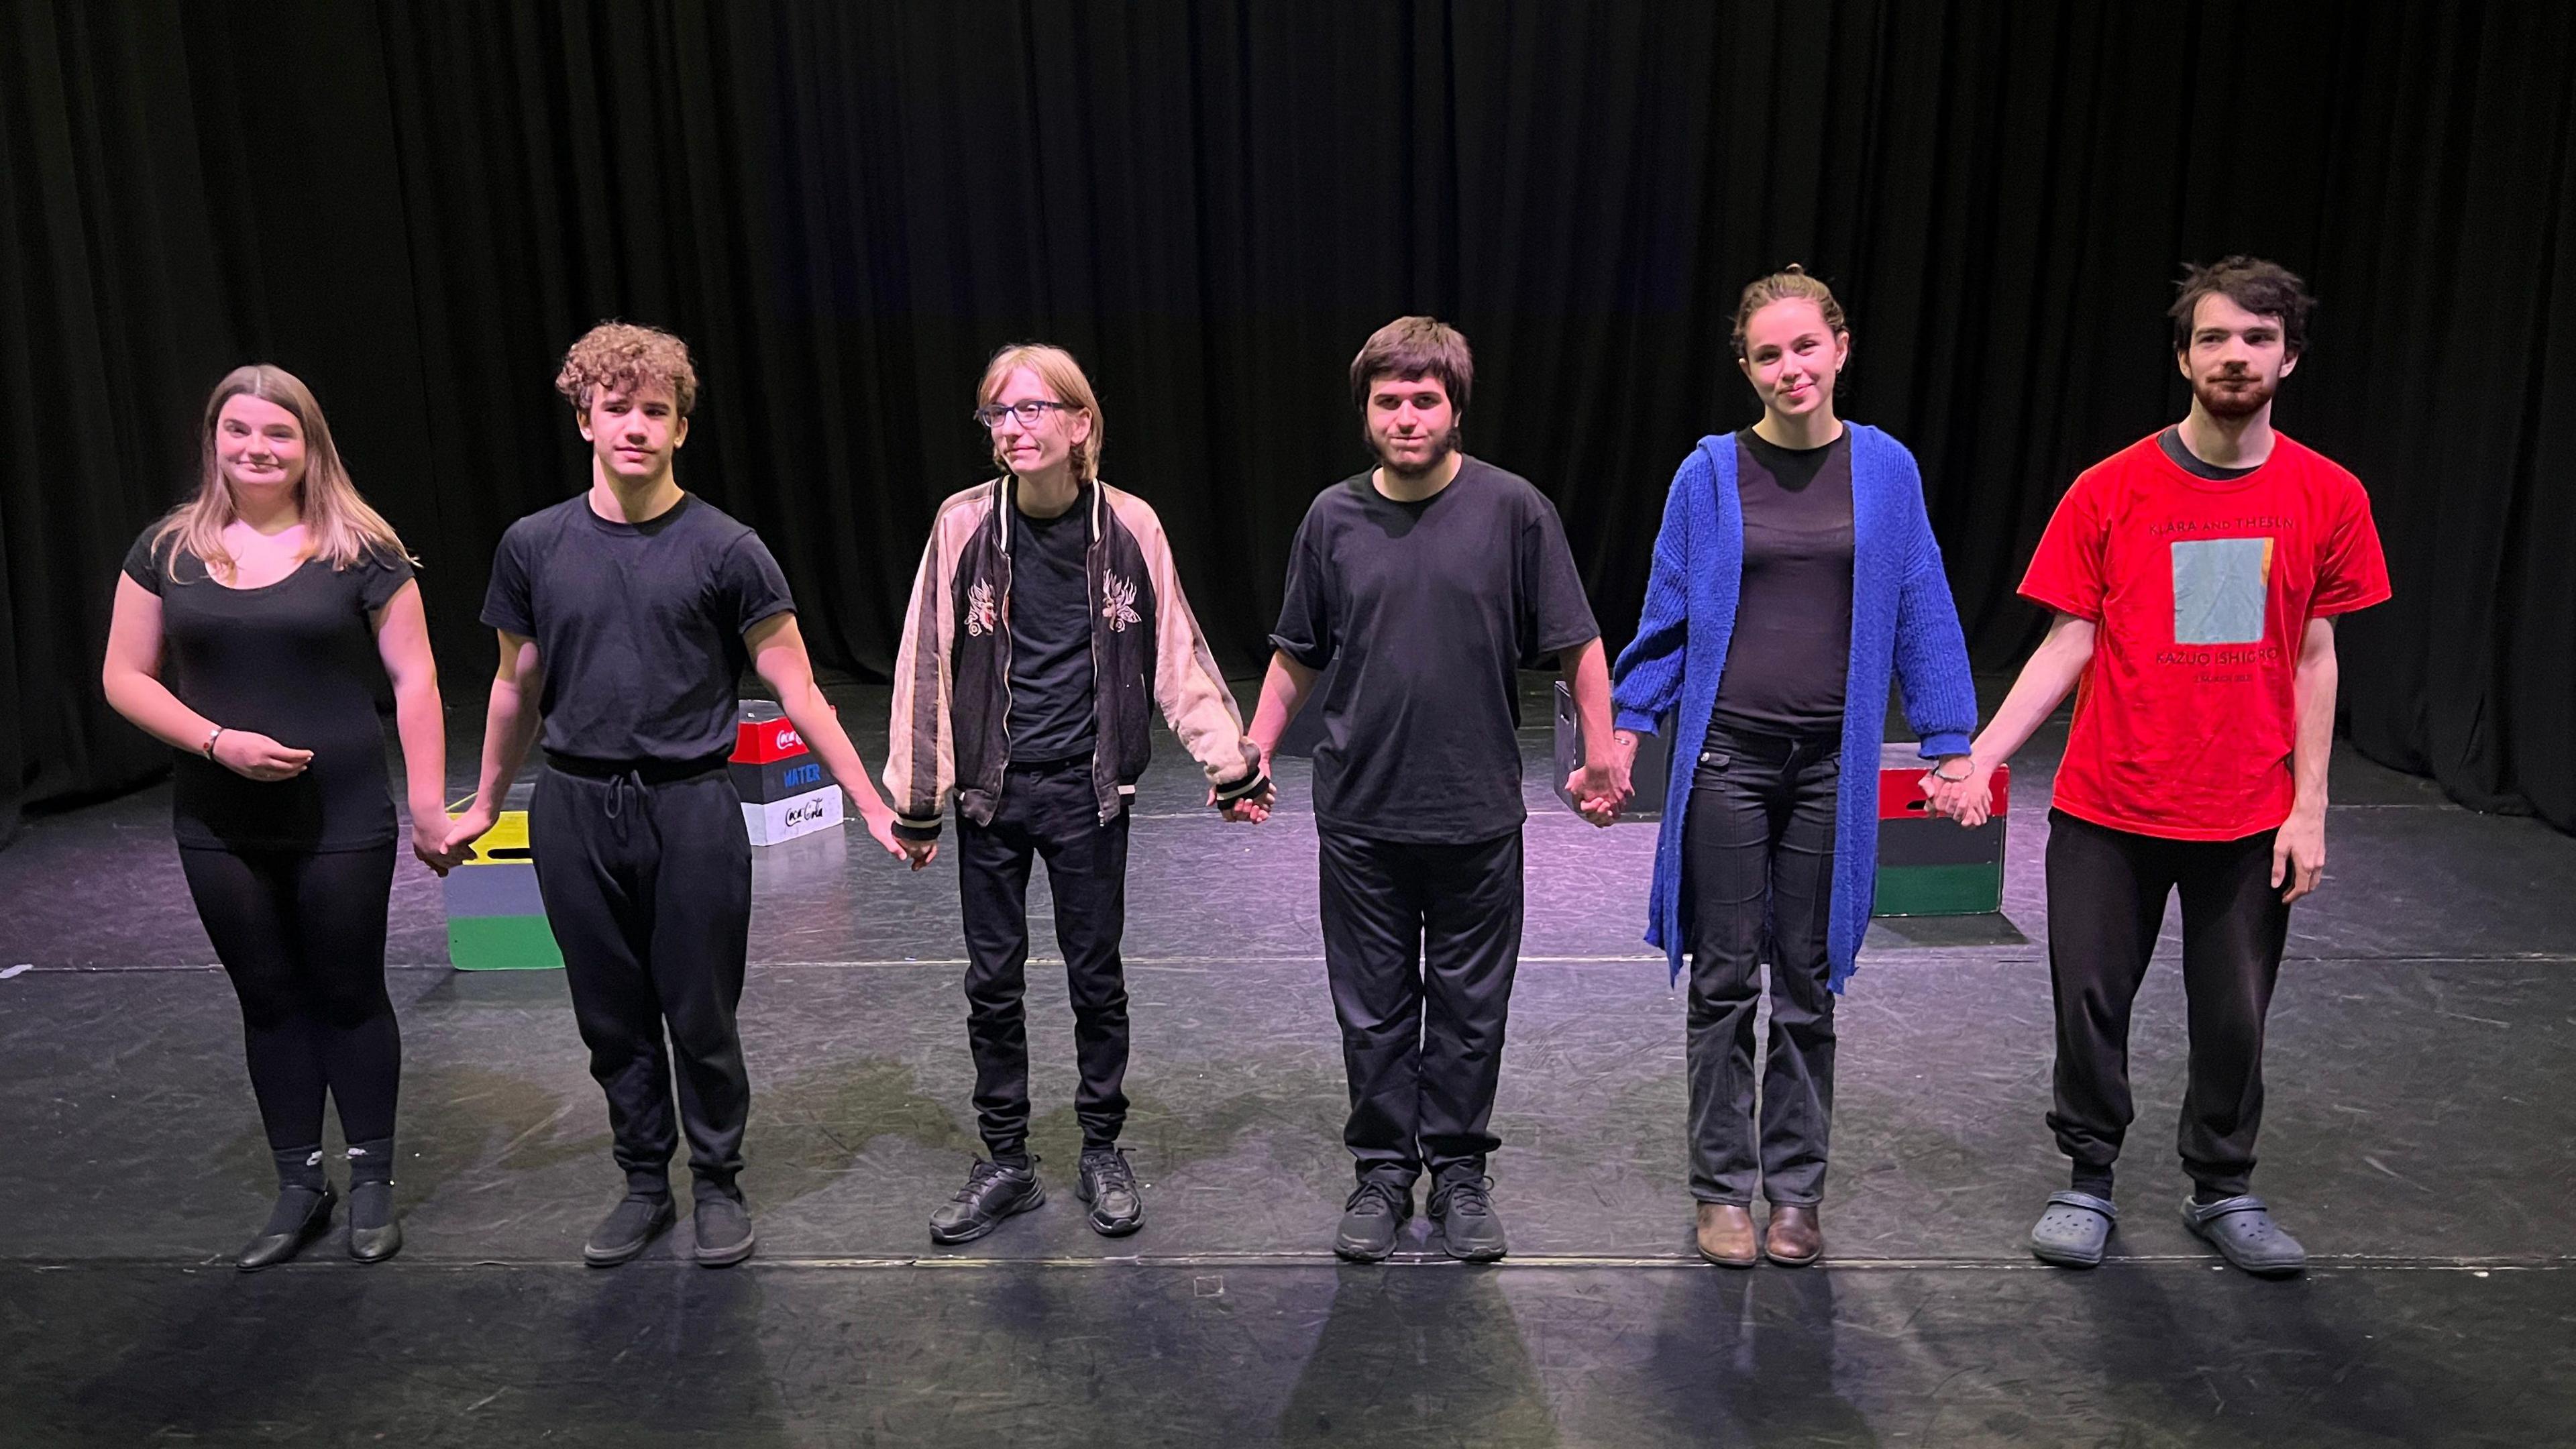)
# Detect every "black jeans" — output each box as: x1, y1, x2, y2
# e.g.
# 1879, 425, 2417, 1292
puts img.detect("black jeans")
178, 845, 400, 1152
1317, 828, 1524, 1191
957, 757, 1132, 1160
1681, 722, 1841, 1206
531, 761, 755, 1202
2044, 808, 2292, 1198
